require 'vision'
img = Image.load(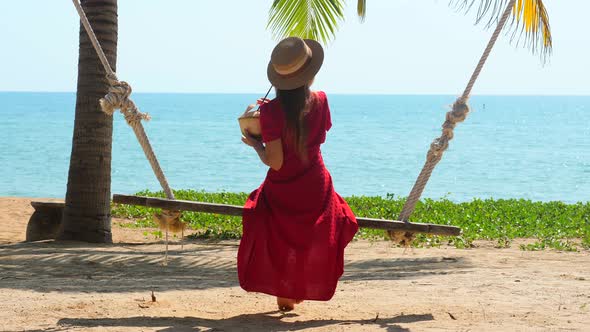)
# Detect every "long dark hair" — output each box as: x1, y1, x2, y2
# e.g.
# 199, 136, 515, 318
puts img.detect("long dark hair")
276, 85, 312, 160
